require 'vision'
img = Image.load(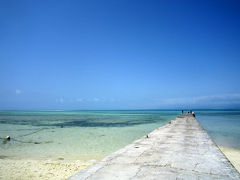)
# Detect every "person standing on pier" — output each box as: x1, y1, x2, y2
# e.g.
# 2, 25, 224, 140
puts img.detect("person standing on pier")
192, 112, 195, 117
